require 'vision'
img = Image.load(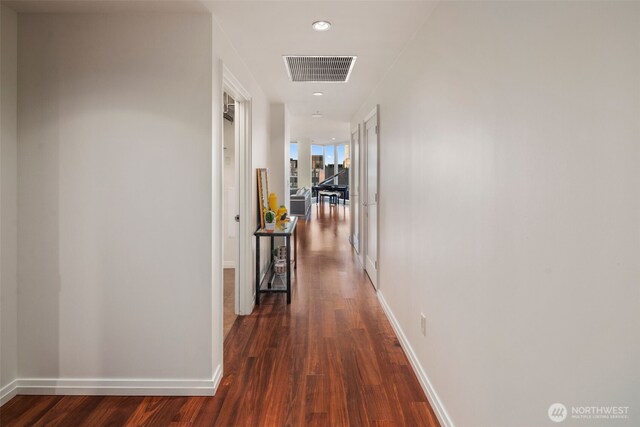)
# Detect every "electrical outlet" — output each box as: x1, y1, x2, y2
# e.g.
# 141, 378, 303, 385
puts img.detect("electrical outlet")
420, 313, 426, 336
